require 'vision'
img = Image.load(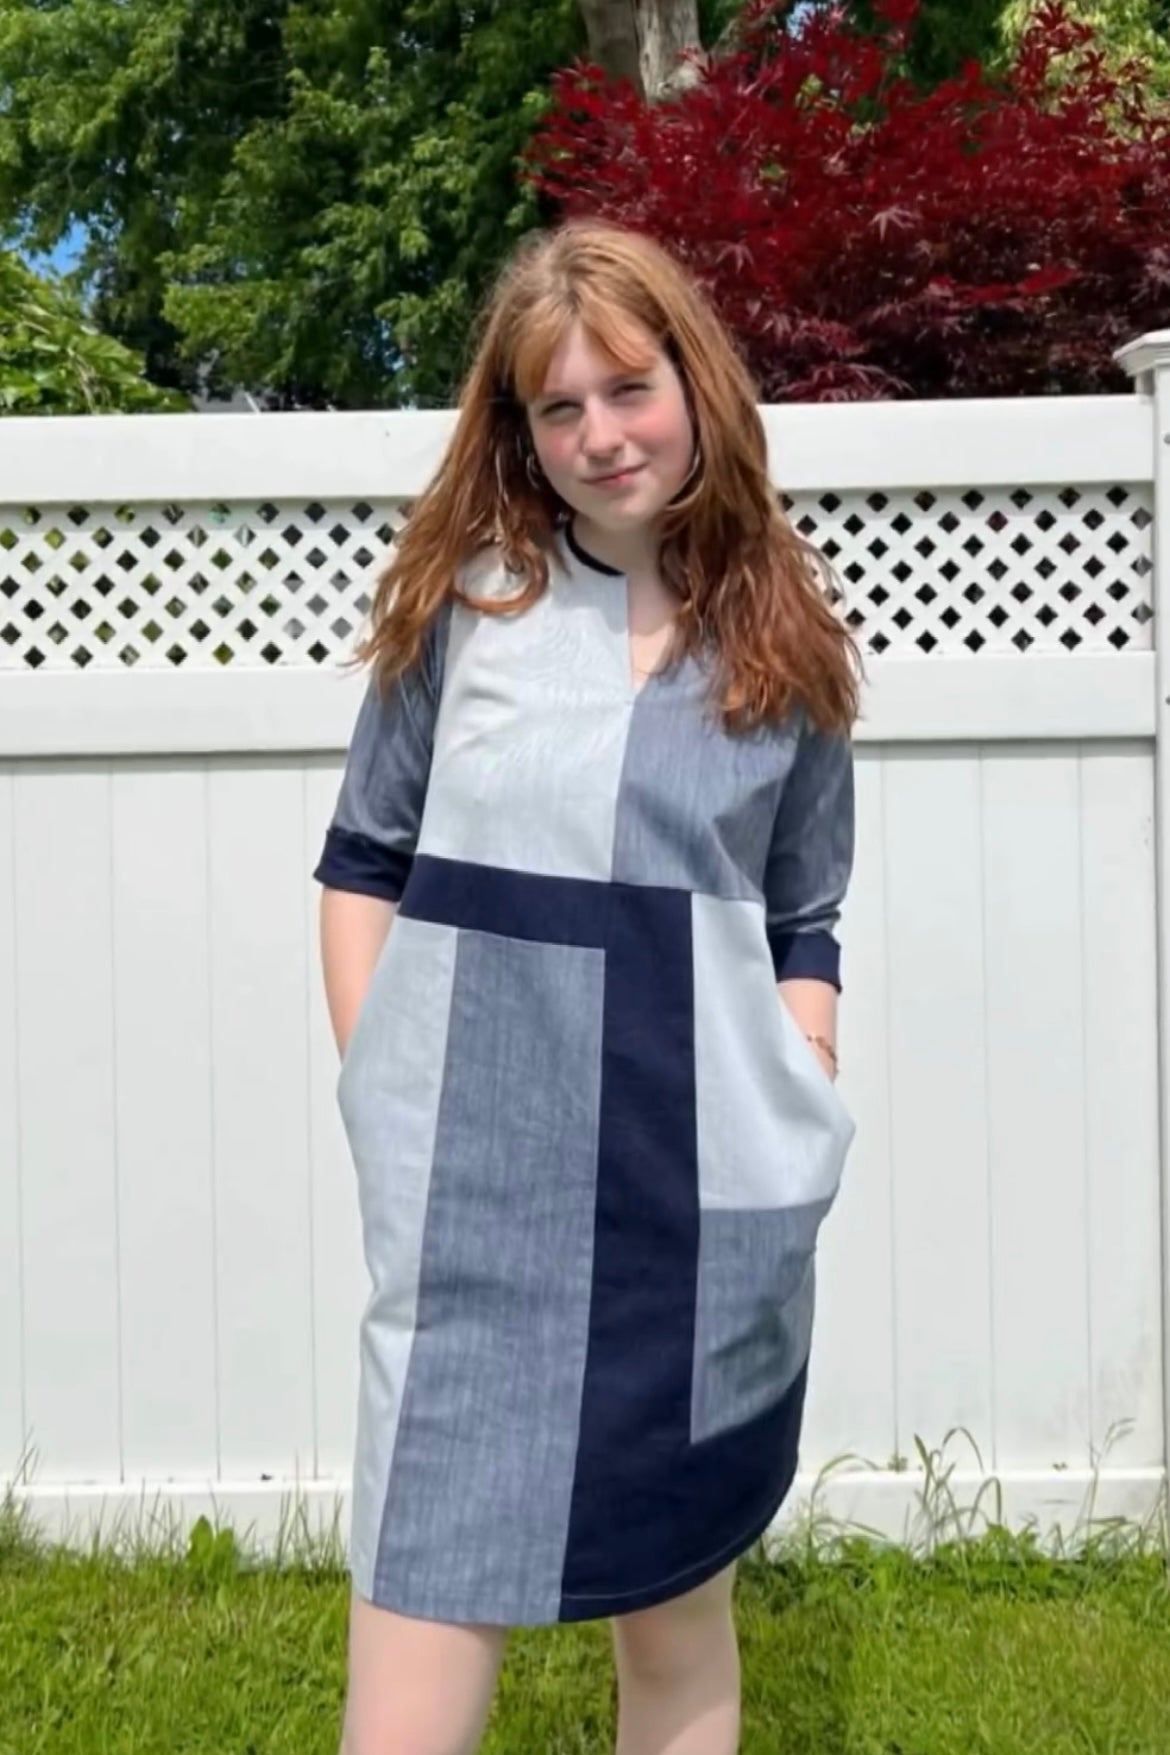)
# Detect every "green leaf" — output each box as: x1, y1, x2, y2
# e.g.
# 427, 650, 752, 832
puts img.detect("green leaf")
0, 248, 183, 412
